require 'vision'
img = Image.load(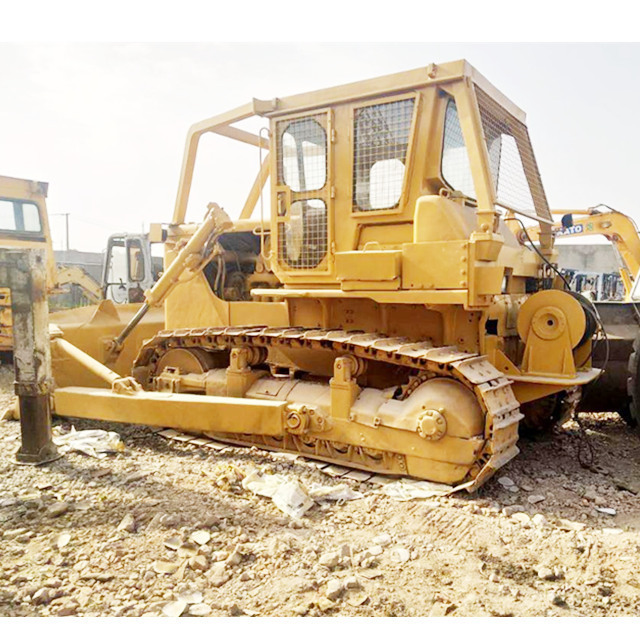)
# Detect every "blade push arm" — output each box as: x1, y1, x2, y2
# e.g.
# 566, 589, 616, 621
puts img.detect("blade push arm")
109, 203, 232, 354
